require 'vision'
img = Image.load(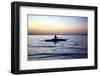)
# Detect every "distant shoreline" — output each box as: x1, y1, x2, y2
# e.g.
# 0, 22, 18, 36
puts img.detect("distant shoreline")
28, 34, 87, 35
